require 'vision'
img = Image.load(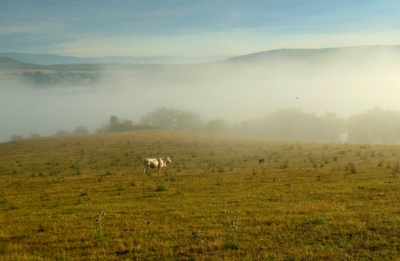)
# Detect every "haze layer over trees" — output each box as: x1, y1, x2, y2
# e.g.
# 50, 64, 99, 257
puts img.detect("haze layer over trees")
2, 46, 400, 144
